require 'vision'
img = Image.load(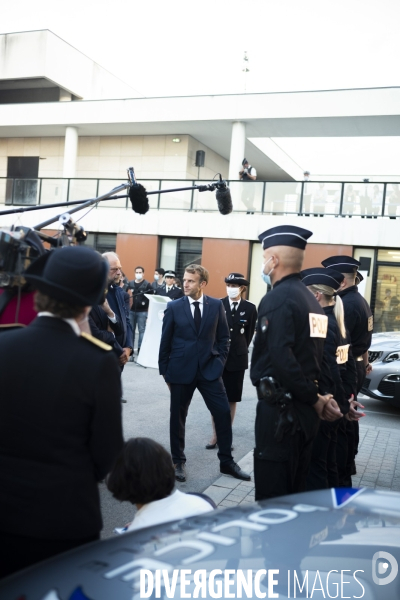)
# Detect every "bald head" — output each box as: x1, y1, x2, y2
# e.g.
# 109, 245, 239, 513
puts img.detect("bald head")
263, 245, 305, 286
